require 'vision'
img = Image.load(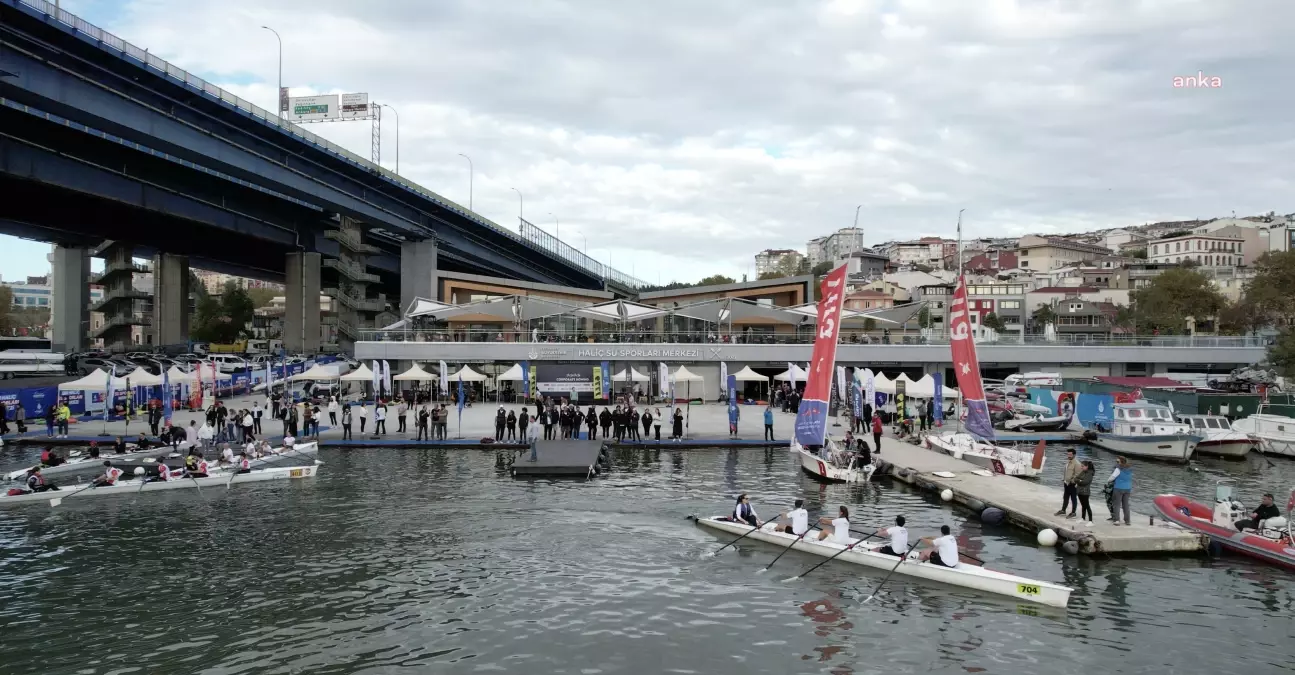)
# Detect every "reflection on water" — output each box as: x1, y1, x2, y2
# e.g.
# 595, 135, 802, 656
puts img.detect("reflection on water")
0, 445, 1290, 675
